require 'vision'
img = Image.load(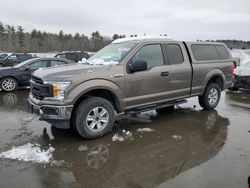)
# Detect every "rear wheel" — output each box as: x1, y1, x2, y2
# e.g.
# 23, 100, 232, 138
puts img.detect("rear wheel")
73, 97, 115, 139
0, 77, 18, 92
198, 83, 221, 110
